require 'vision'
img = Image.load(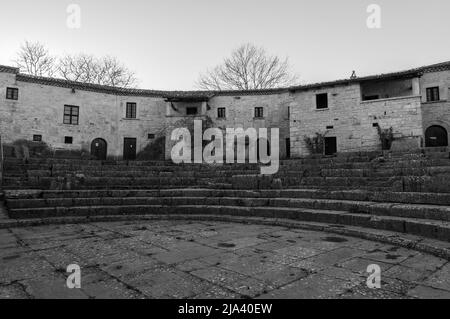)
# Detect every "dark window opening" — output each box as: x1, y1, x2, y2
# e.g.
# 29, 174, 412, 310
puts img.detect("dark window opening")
126, 102, 137, 118
254, 107, 264, 118
64, 136, 73, 144
285, 138, 291, 158
6, 87, 18, 100
186, 107, 198, 115
148, 133, 155, 139
33, 135, 42, 142
426, 87, 440, 102
217, 107, 226, 118
373, 123, 379, 127
326, 125, 334, 129
364, 95, 380, 101
425, 125, 448, 147
324, 137, 337, 155
63, 105, 79, 125
316, 93, 328, 109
